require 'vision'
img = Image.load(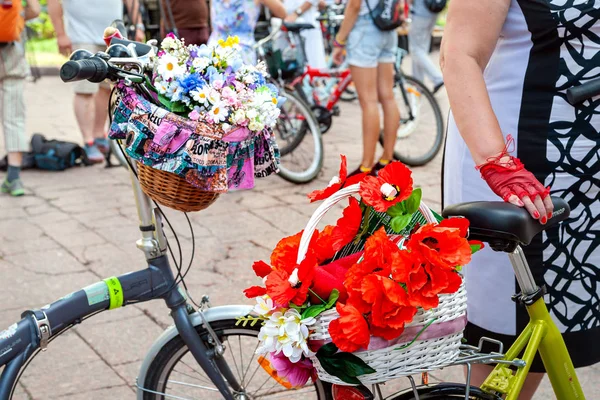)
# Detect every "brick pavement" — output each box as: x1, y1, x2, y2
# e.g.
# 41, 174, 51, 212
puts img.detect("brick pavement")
0, 74, 598, 399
